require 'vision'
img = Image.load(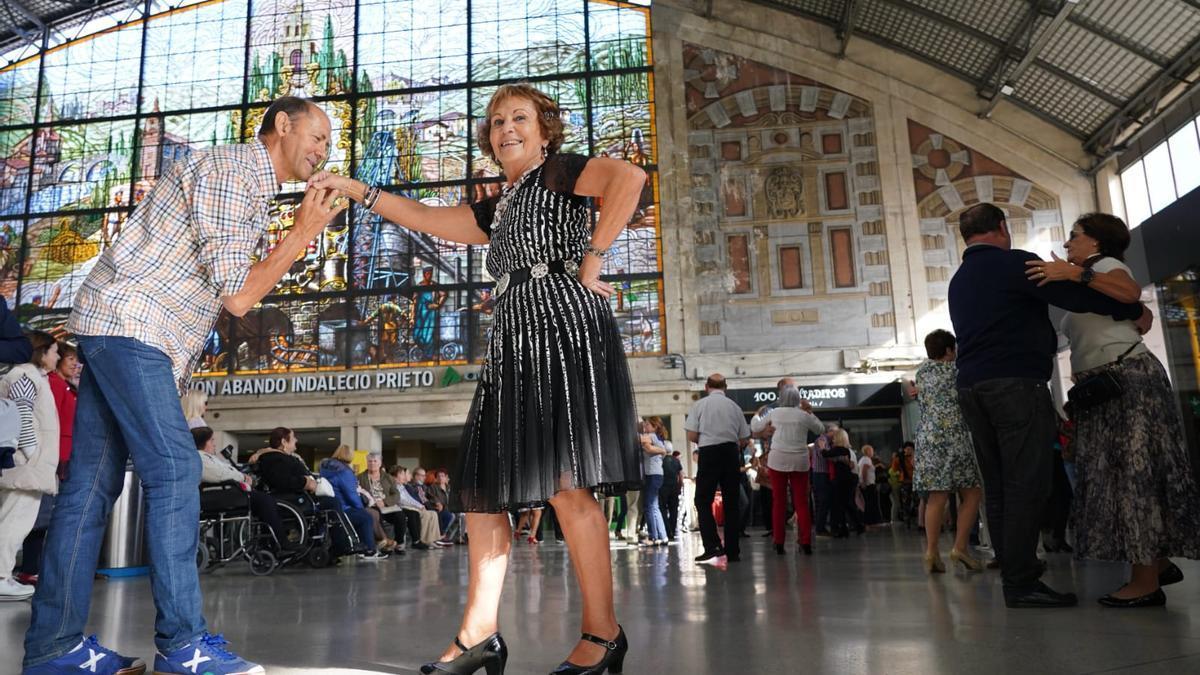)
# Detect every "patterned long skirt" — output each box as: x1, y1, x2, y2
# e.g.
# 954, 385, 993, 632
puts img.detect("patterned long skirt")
1071, 352, 1200, 564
